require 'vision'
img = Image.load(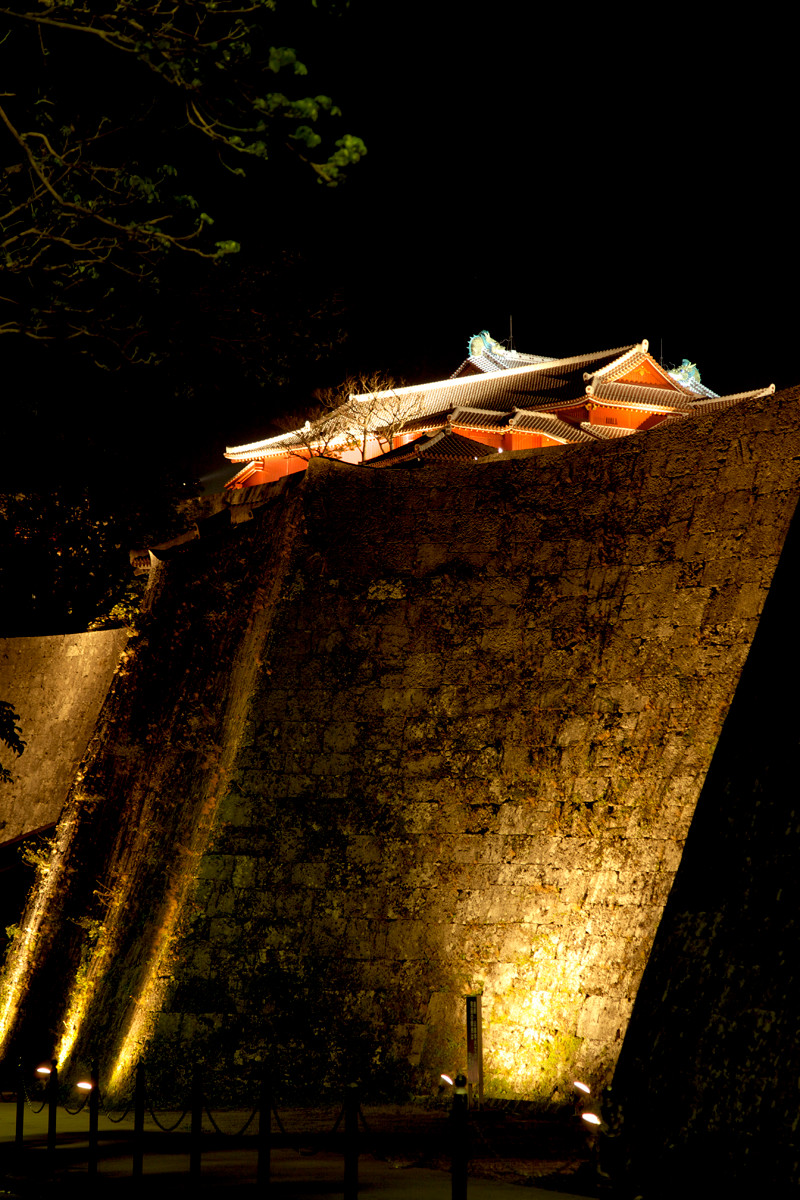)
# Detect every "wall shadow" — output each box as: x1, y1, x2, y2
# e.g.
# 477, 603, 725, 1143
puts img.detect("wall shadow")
614, 490, 800, 1194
